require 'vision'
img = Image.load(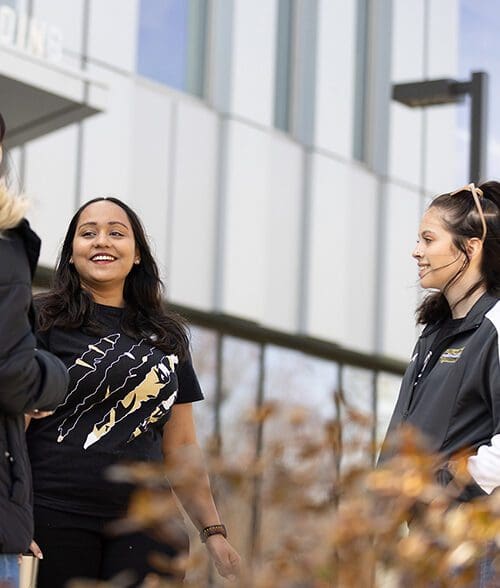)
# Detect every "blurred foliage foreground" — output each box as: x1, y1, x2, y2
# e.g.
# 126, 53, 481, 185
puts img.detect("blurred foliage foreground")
68, 397, 500, 588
